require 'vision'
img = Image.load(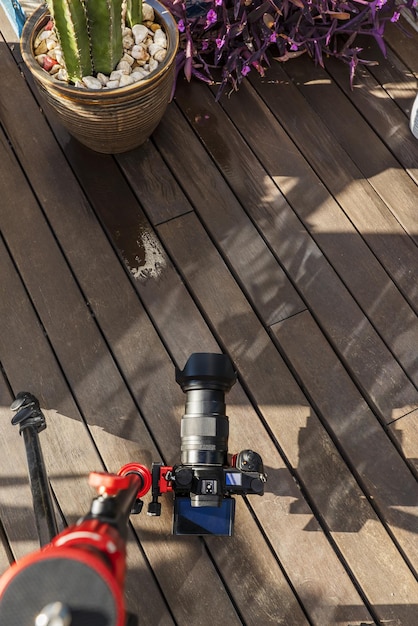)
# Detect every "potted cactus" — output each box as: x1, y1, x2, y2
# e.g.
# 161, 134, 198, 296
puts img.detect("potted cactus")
20, 0, 179, 153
